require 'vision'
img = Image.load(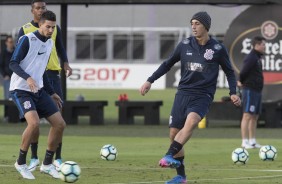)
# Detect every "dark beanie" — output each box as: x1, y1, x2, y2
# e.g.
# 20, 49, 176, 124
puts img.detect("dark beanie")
190, 11, 211, 31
